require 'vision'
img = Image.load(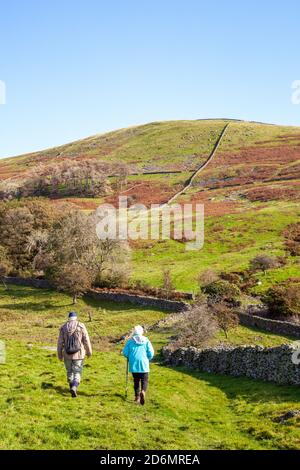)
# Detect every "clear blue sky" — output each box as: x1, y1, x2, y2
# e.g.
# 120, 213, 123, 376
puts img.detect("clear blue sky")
1, 0, 300, 159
